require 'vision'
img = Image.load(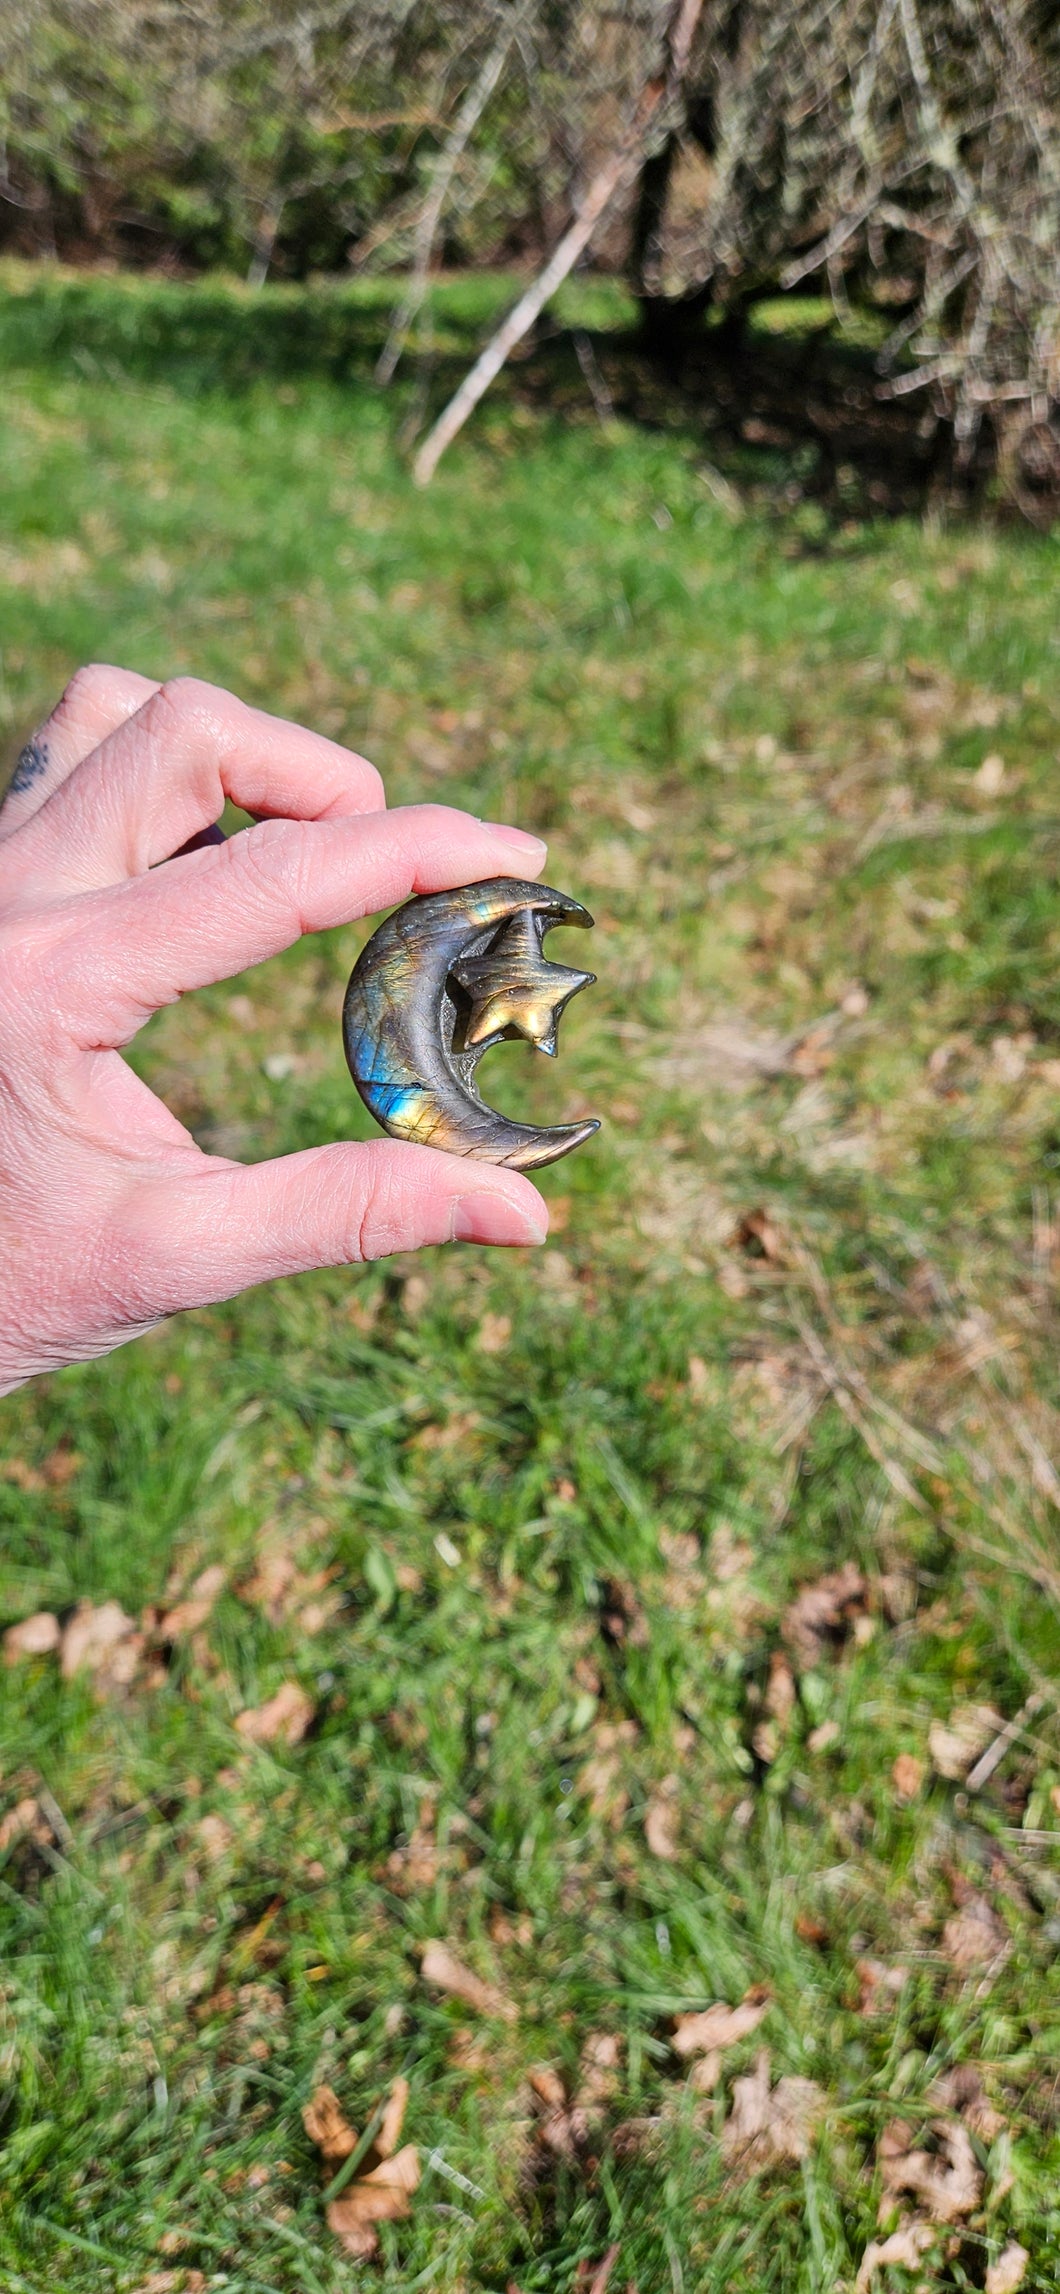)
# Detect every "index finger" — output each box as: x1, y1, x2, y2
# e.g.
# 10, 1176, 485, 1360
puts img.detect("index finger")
3, 677, 386, 900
